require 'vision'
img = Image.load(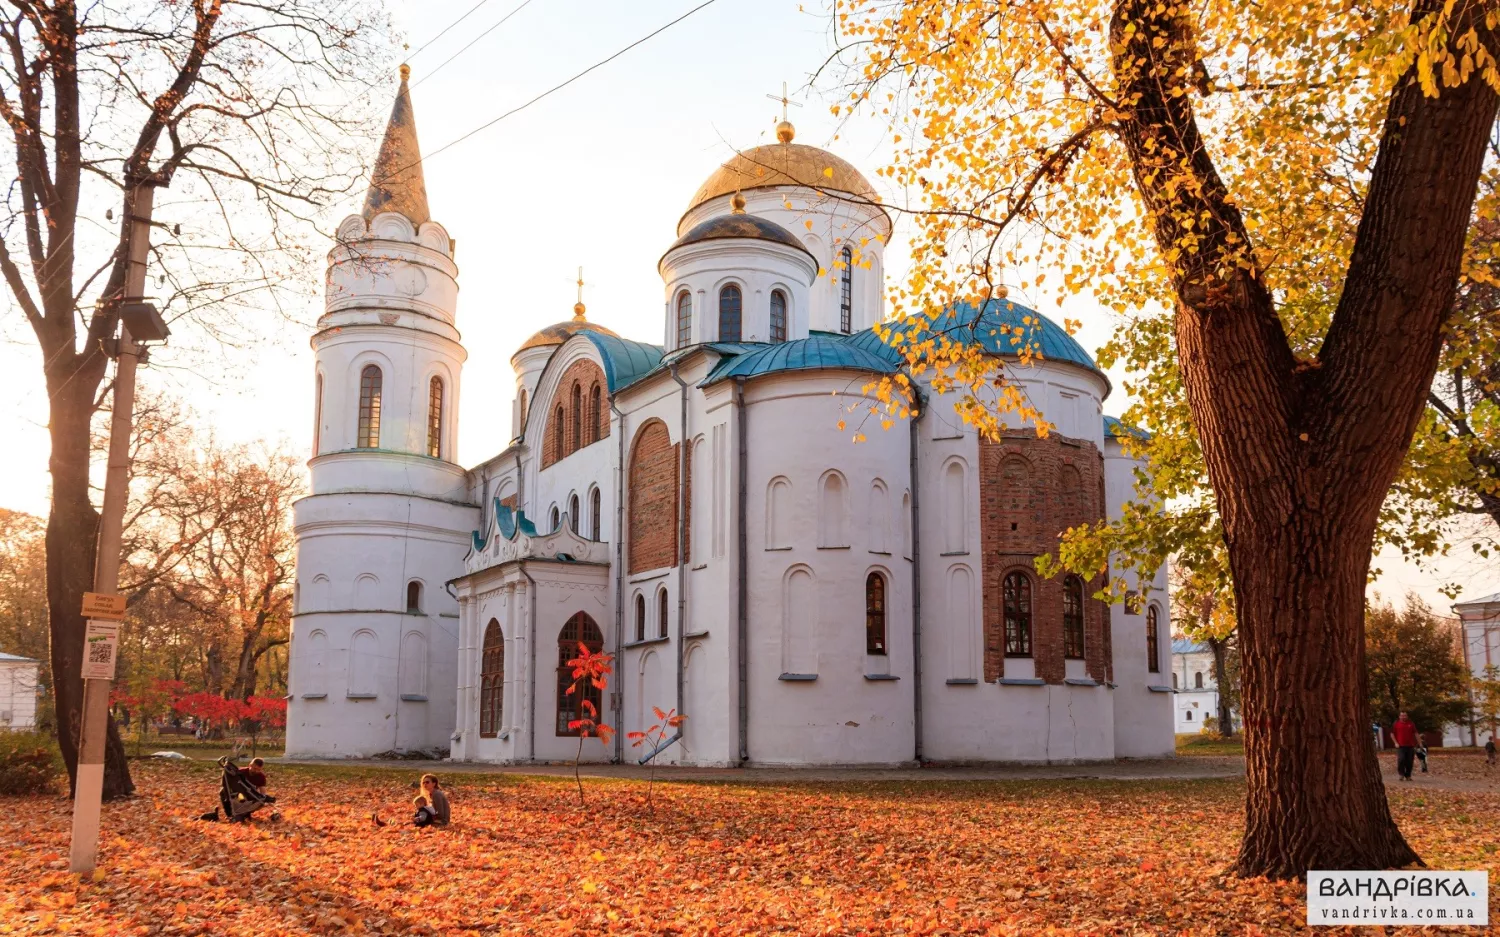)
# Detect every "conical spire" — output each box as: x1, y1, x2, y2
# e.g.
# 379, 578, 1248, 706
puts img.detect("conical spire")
362, 65, 430, 225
